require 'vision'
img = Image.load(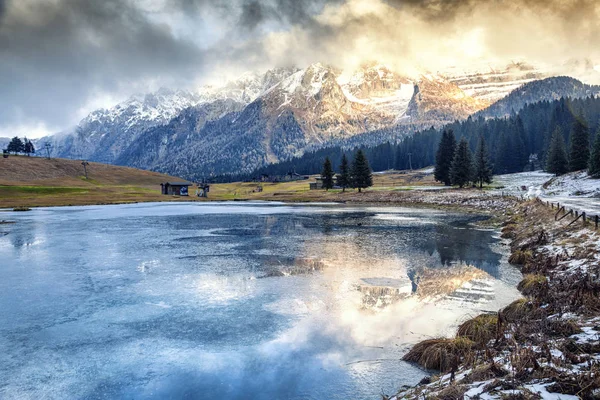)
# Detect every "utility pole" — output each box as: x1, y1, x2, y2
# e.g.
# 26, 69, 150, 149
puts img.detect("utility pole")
44, 143, 52, 159
81, 161, 89, 179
